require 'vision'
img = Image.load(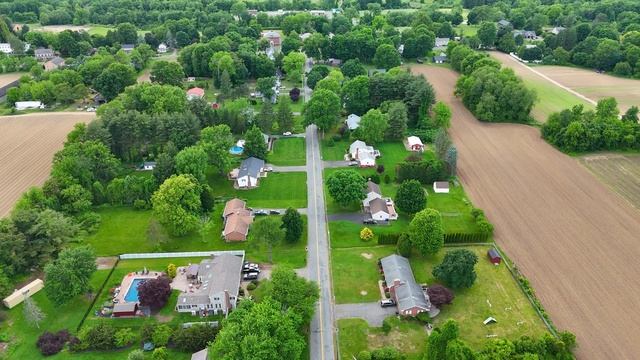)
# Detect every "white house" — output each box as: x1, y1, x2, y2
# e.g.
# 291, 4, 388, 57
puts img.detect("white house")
230, 157, 266, 189
346, 114, 361, 130
433, 54, 447, 64
140, 161, 156, 171
407, 136, 424, 152
158, 43, 168, 53
0, 43, 12, 54
15, 101, 44, 110
349, 140, 379, 167
363, 181, 398, 221
433, 181, 450, 194
363, 181, 382, 208
434, 37, 450, 50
